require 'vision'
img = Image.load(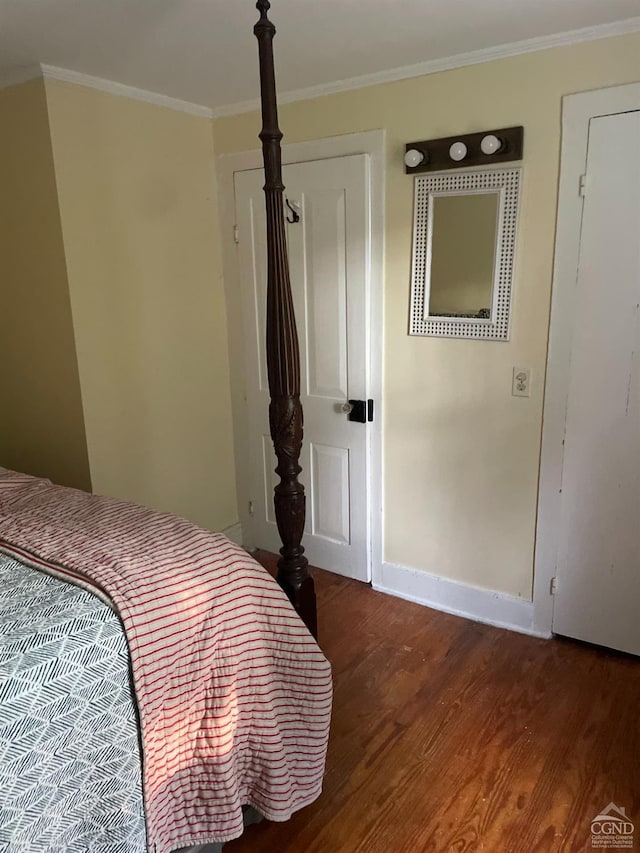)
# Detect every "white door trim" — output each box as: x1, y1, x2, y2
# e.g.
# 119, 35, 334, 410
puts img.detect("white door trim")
217, 130, 385, 584
533, 82, 640, 637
